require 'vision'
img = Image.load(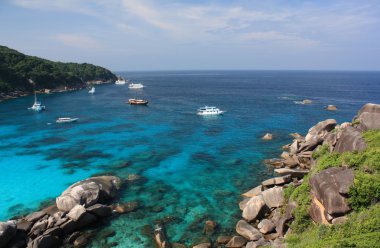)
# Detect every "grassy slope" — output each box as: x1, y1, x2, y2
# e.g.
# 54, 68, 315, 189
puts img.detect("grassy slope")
285, 129, 380, 248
